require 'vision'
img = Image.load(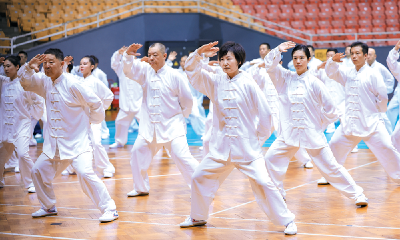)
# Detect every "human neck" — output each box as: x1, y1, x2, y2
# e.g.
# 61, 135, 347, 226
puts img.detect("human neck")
355, 63, 365, 72
83, 72, 91, 78
227, 70, 240, 79
51, 72, 62, 82
296, 68, 308, 76
152, 63, 164, 73
9, 74, 17, 81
